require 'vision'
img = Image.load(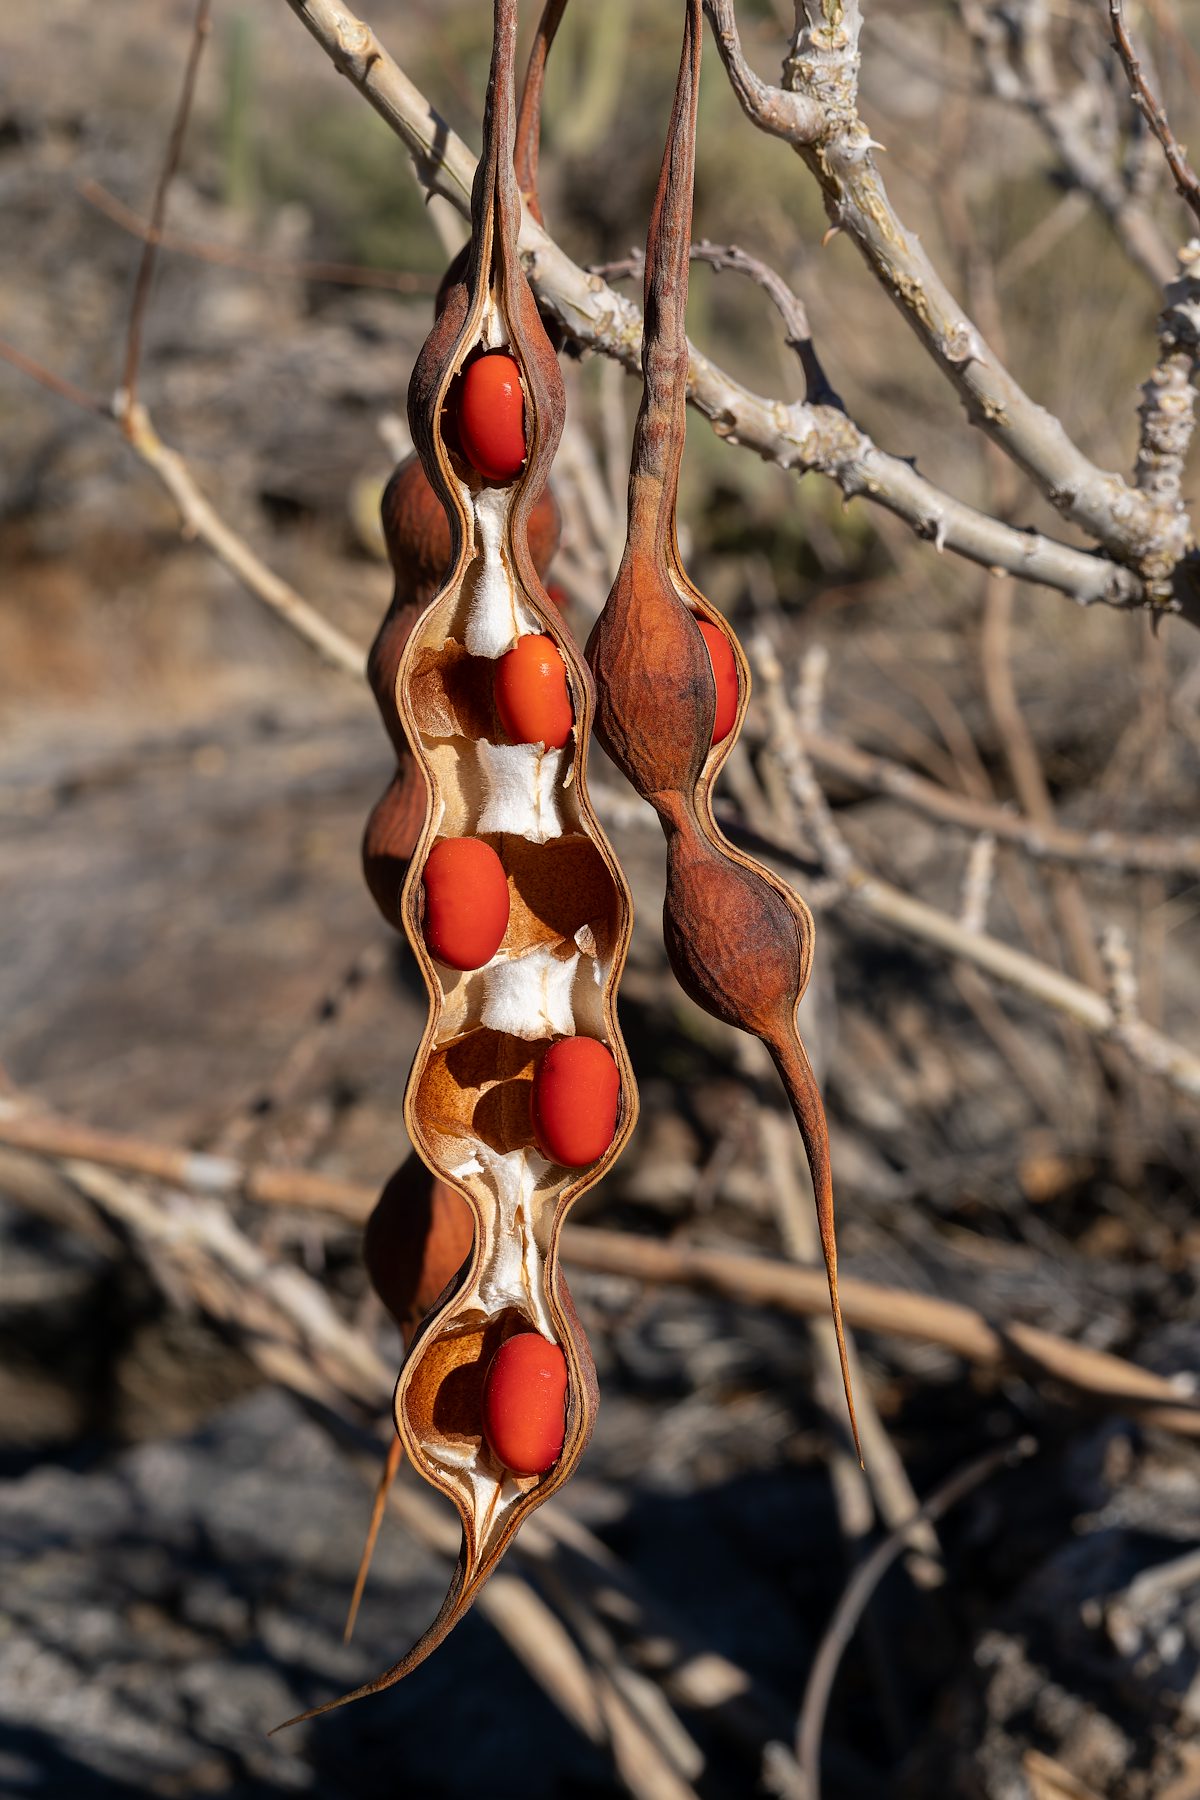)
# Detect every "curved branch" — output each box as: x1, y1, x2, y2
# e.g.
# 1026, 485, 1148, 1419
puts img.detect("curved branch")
705, 0, 1187, 604
279, 0, 1148, 614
